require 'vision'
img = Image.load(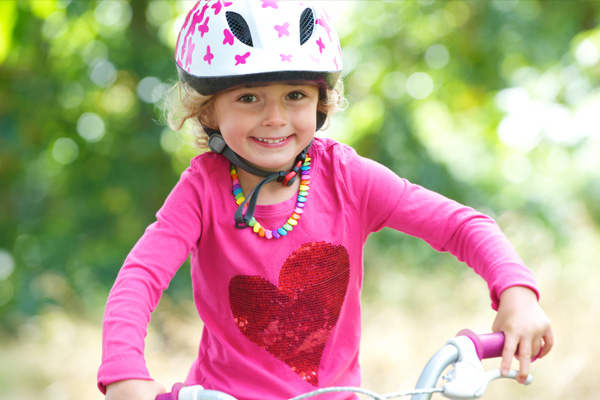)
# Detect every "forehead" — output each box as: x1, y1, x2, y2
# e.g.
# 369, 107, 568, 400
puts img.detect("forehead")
235, 81, 319, 90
